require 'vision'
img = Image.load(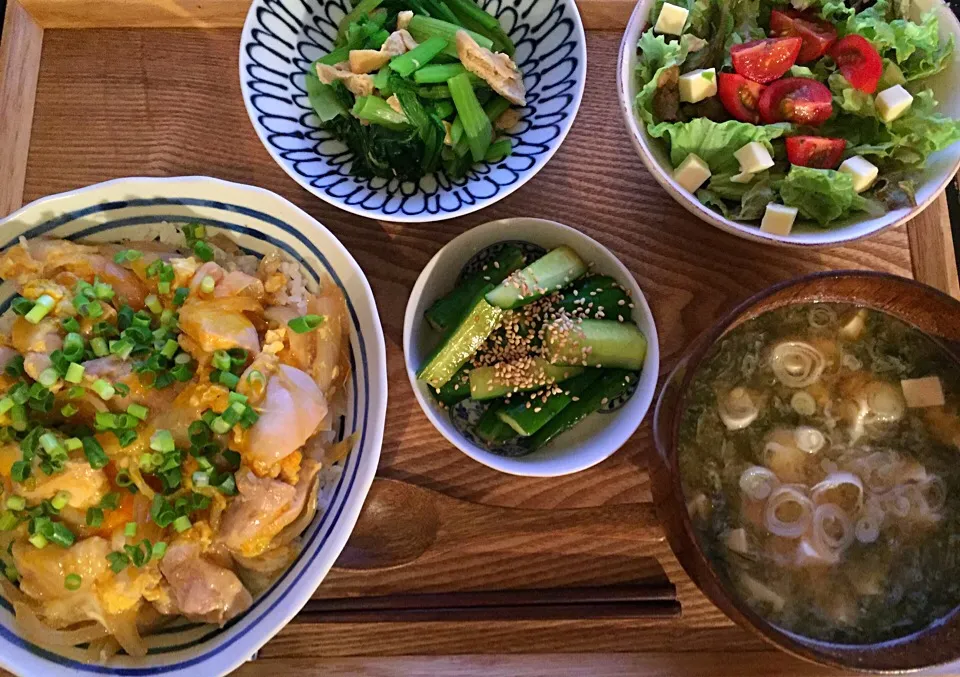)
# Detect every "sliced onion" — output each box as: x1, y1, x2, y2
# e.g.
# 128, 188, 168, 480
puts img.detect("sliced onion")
811, 472, 864, 514
864, 382, 905, 422
808, 305, 837, 329
739, 466, 778, 501
770, 341, 826, 388
794, 426, 825, 454
765, 485, 813, 538
718, 387, 760, 431
841, 353, 862, 371
855, 508, 883, 544
13, 602, 109, 647
921, 475, 947, 513
812, 503, 855, 558
790, 391, 817, 416
878, 489, 911, 518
